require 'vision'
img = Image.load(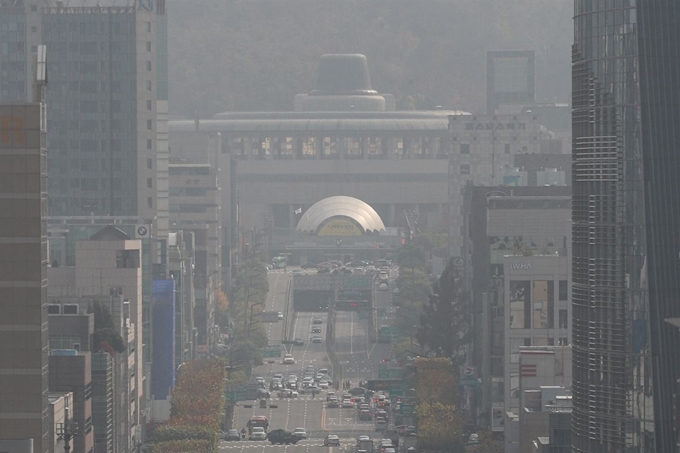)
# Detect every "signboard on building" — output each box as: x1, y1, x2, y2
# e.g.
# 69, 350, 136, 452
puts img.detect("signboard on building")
317, 218, 362, 236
